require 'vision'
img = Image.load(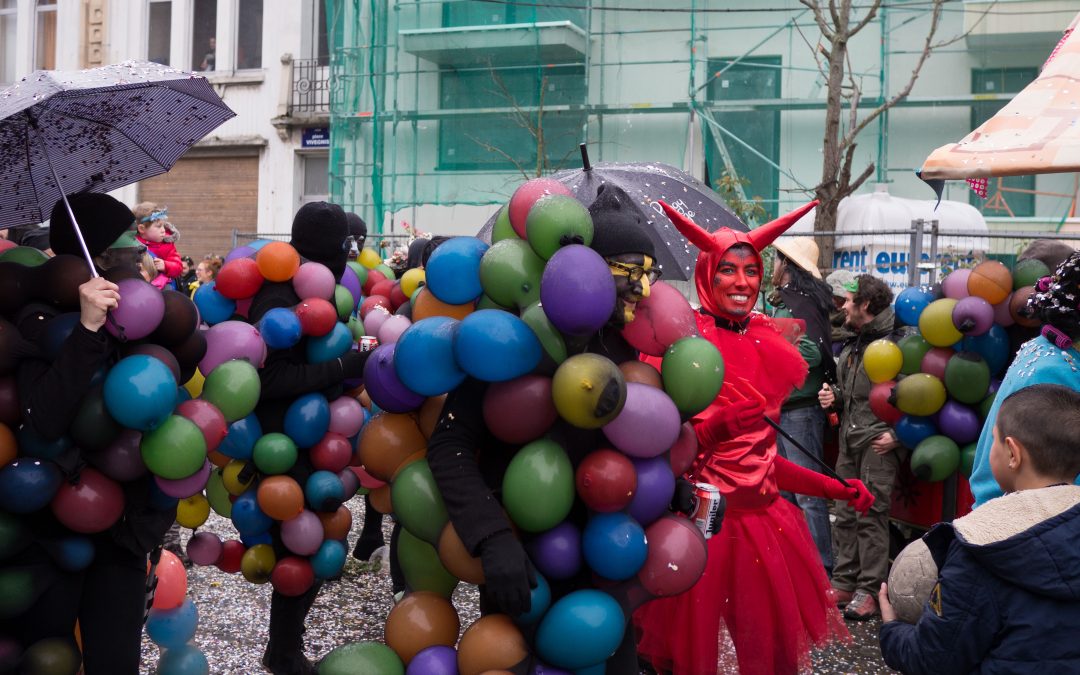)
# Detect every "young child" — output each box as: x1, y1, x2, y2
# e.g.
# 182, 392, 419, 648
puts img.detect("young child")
132, 202, 182, 290
878, 383, 1080, 674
